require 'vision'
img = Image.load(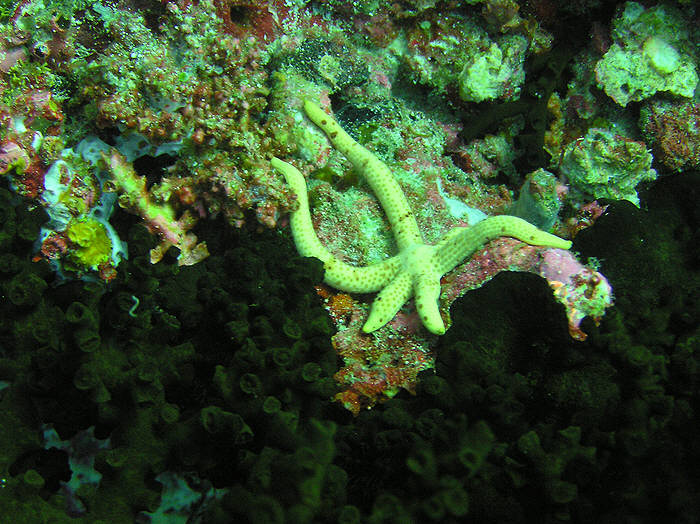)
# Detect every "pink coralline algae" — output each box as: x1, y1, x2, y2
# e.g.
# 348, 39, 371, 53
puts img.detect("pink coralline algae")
316, 286, 436, 415
443, 240, 612, 341
538, 249, 613, 341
